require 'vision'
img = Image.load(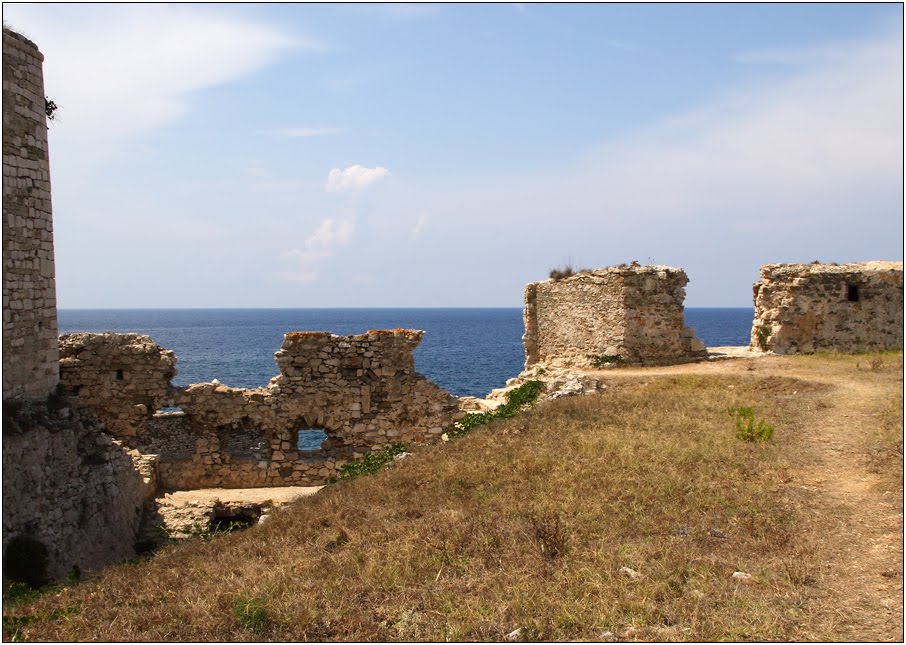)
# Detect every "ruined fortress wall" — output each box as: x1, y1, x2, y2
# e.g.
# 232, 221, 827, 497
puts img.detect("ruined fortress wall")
751, 262, 904, 354
1, 30, 155, 582
2, 401, 154, 580
523, 266, 706, 369
2, 29, 59, 401
59, 330, 462, 489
